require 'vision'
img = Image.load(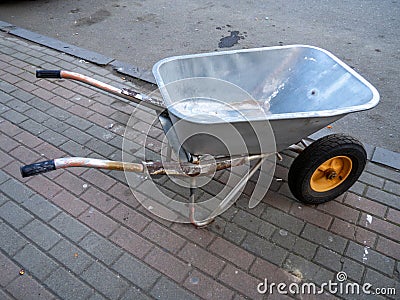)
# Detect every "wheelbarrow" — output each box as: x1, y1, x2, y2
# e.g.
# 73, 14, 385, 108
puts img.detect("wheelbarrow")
20, 45, 379, 226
